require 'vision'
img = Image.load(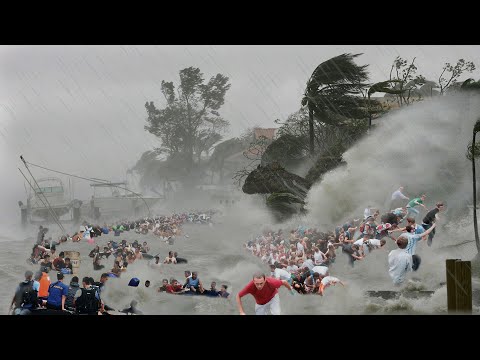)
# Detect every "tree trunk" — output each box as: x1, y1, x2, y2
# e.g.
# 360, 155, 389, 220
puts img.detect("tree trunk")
473, 131, 480, 253
309, 105, 314, 155
368, 95, 372, 131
